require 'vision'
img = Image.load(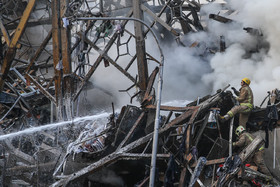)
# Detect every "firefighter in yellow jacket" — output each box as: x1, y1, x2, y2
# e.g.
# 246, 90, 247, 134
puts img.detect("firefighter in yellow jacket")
233, 126, 272, 177
219, 77, 254, 127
